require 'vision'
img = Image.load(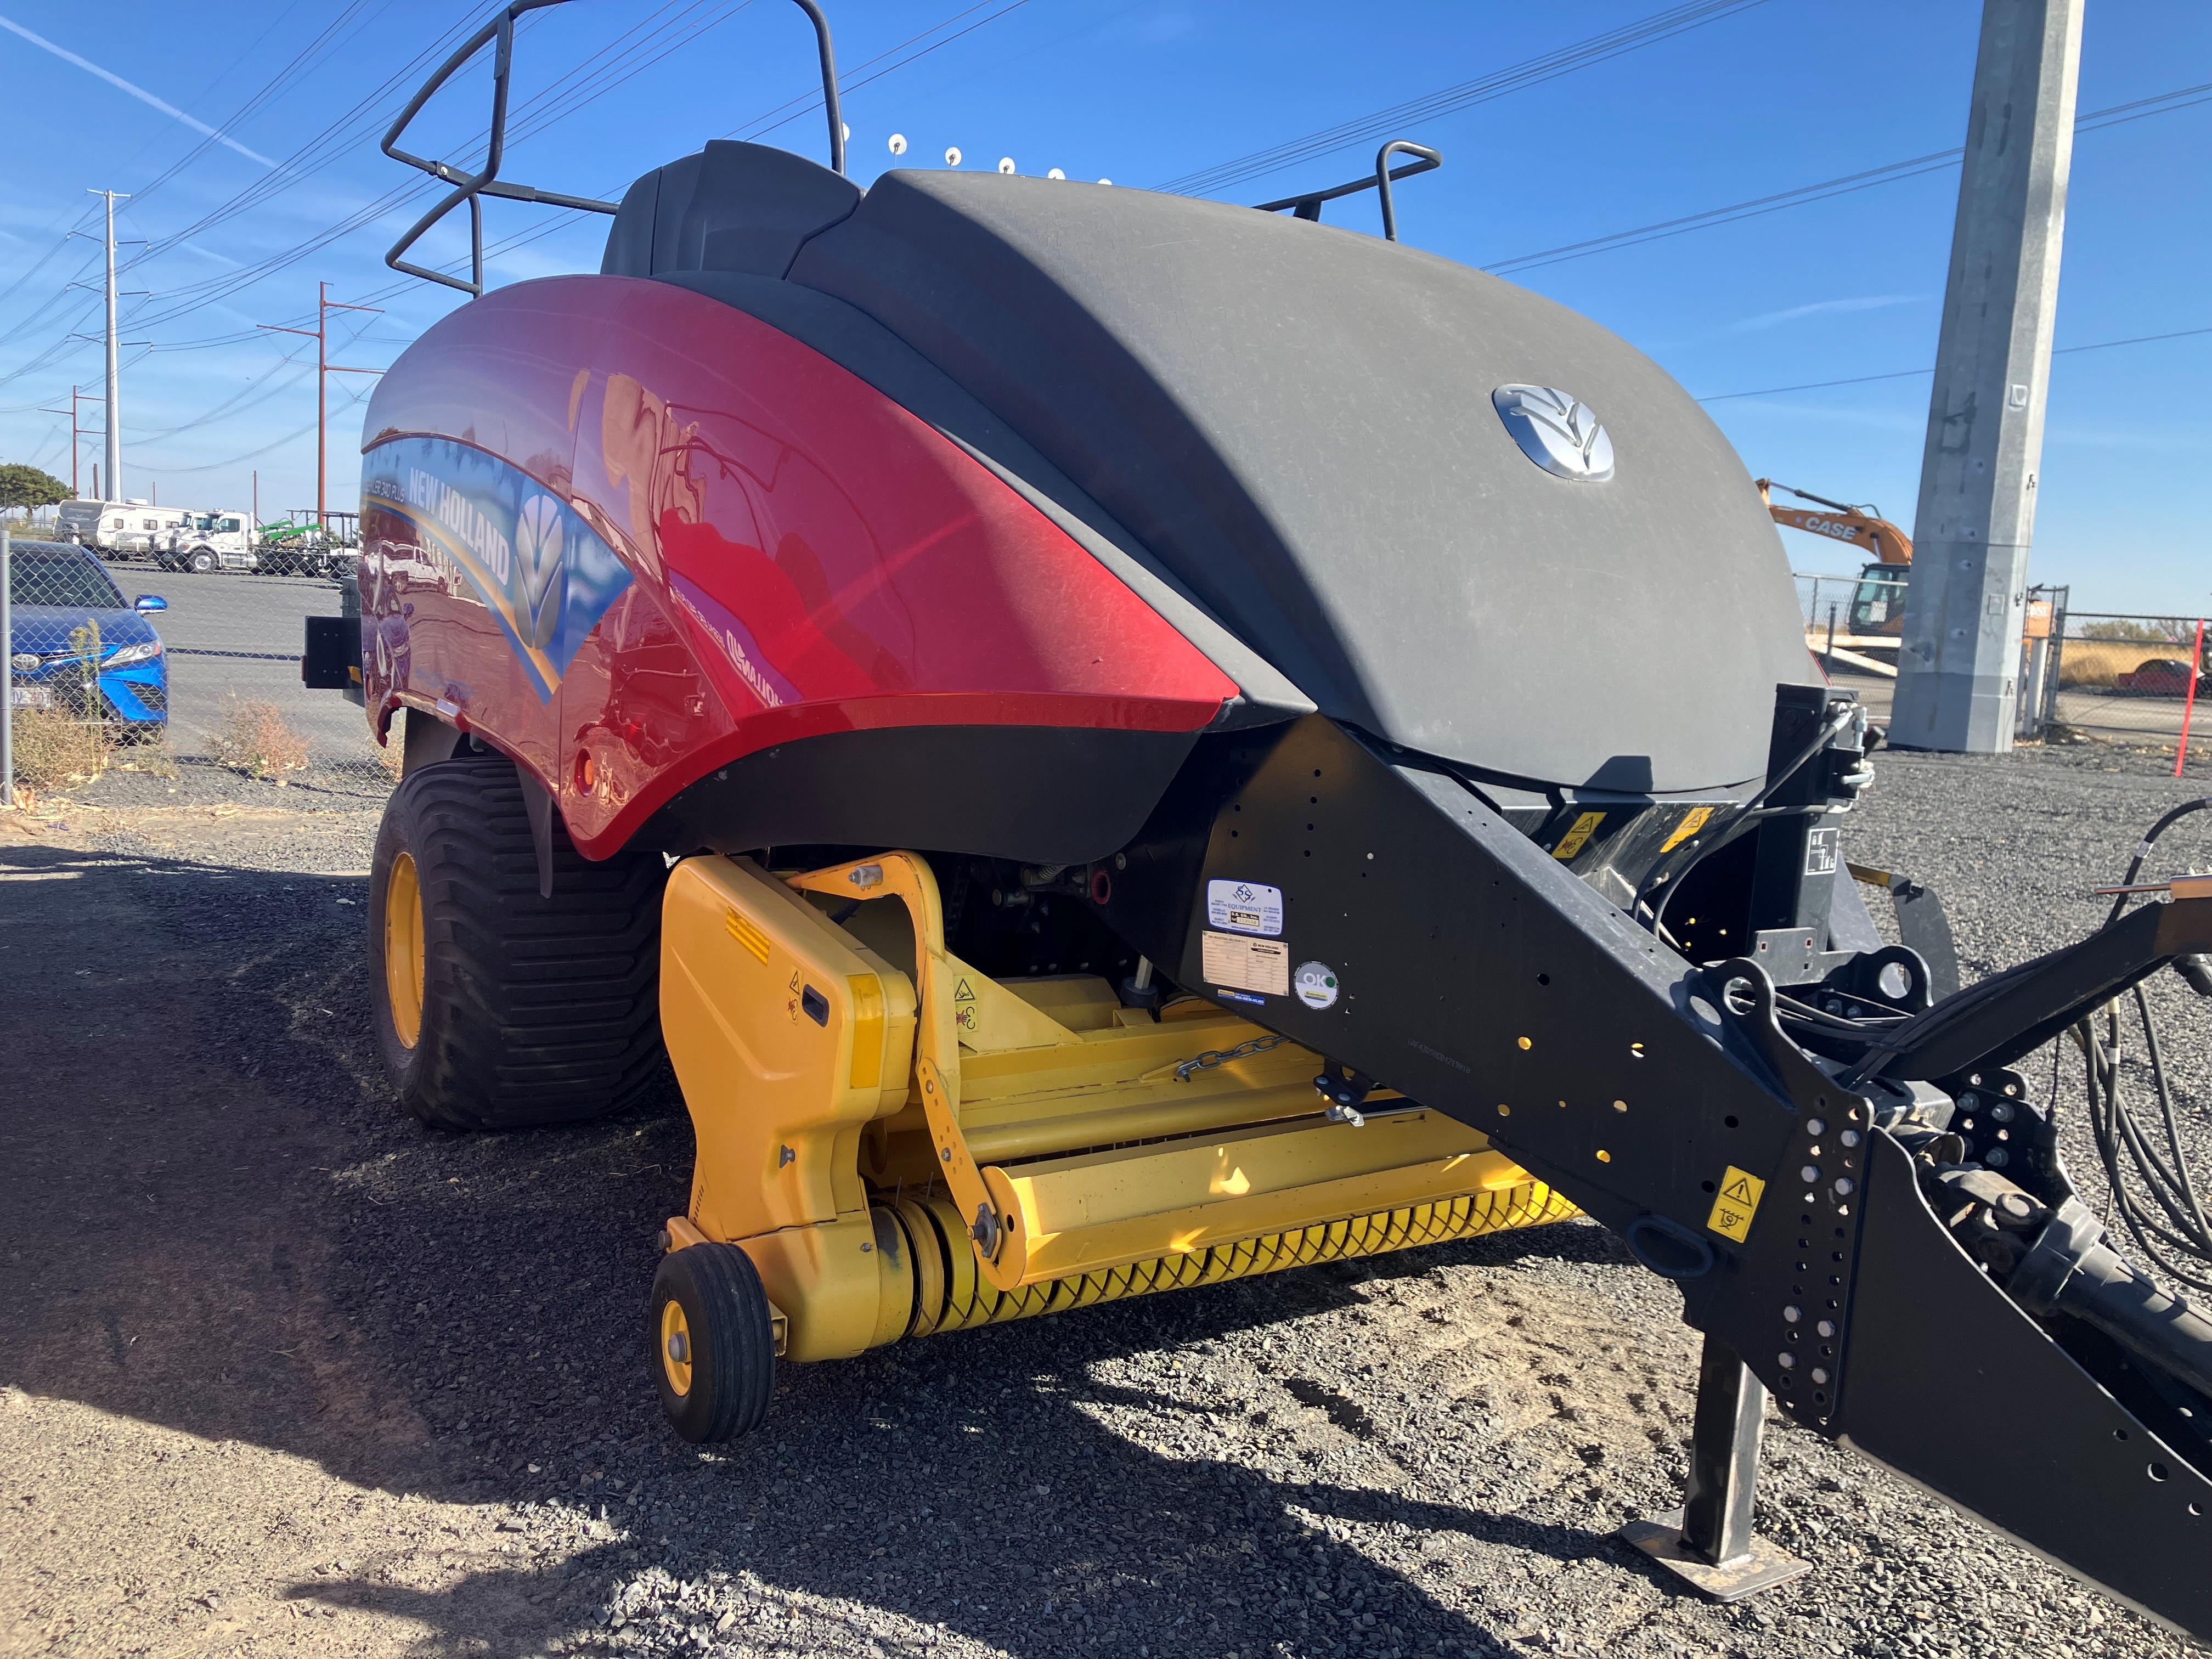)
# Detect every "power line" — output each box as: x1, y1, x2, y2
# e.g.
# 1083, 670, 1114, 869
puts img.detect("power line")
1485, 80, 2212, 276
76, 0, 1041, 487
114, 0, 757, 332
0, 0, 1034, 395
1696, 325, 2212, 403
1156, 0, 1776, 198
122, 0, 383, 210
731, 0, 1036, 142
128, 380, 377, 475
315, 0, 1051, 304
